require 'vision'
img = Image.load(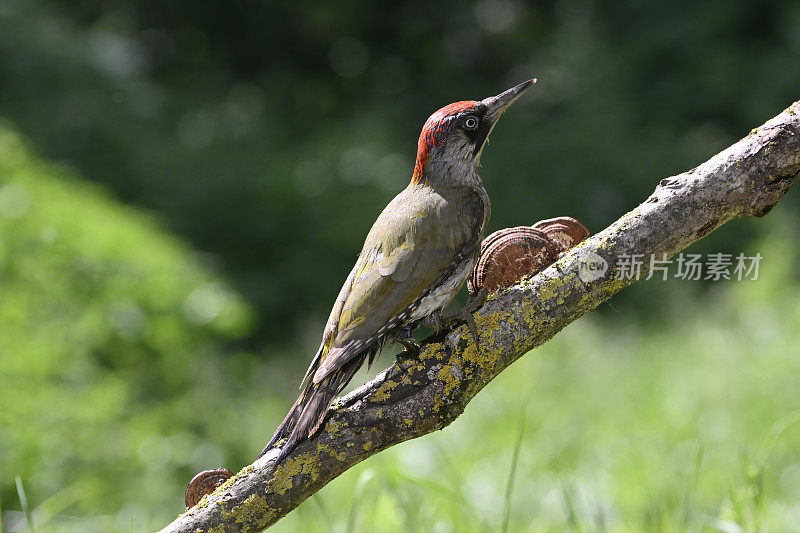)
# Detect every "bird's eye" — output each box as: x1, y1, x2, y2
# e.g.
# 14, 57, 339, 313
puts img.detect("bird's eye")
463, 115, 479, 130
